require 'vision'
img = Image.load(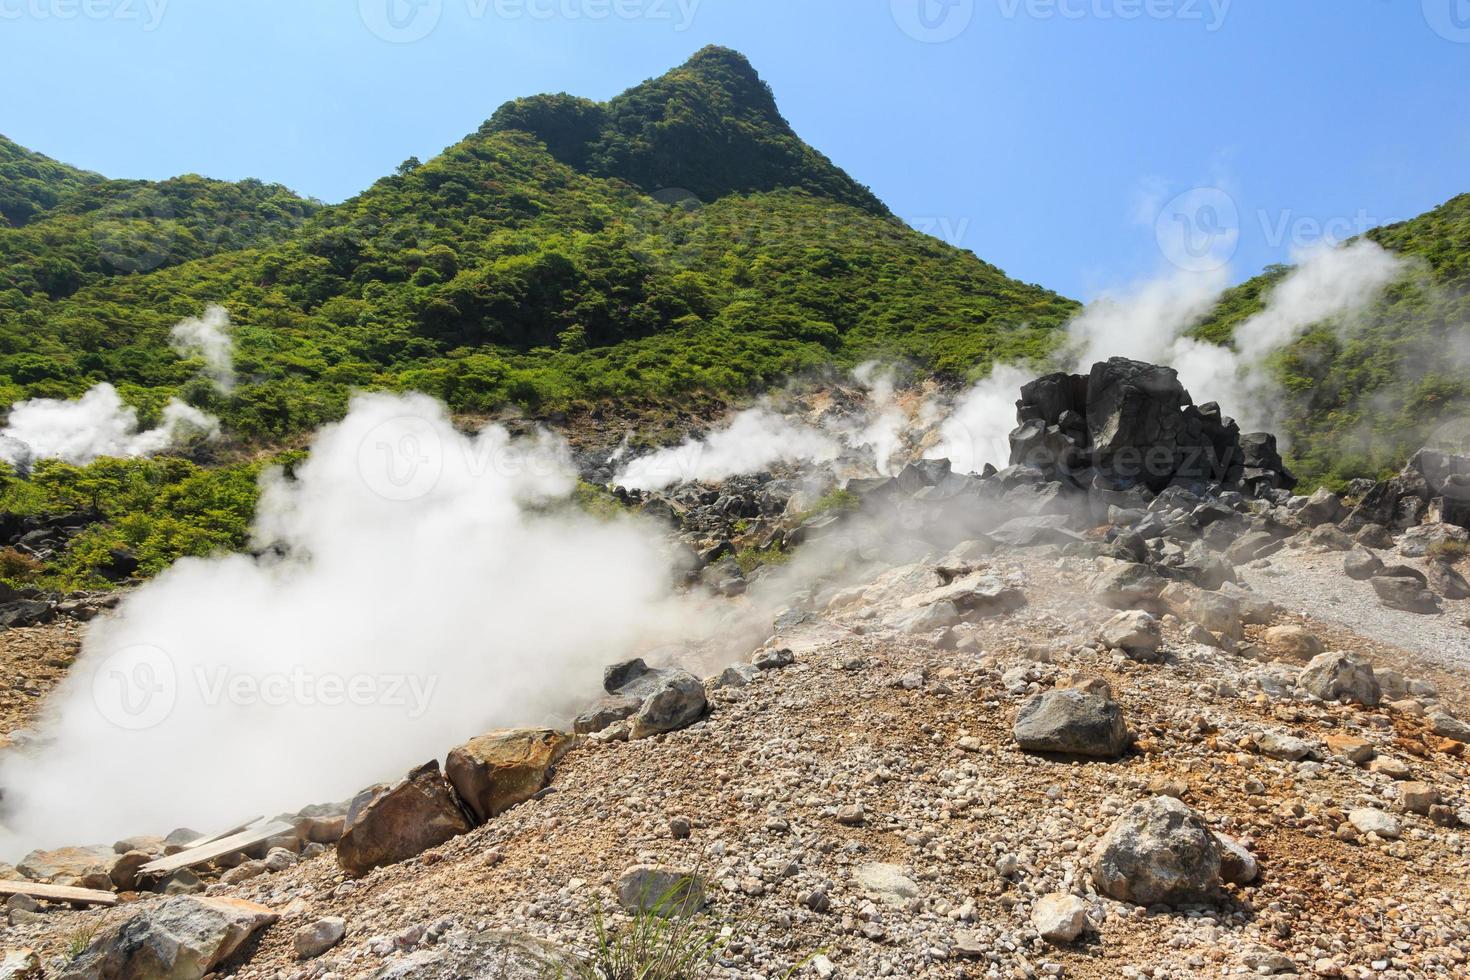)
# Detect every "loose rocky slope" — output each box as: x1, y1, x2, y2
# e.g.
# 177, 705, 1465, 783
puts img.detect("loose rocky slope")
6, 358, 1470, 979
